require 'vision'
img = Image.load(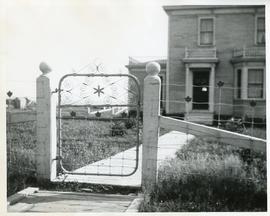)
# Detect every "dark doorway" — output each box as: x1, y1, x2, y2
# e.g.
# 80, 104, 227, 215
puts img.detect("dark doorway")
192, 70, 210, 110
